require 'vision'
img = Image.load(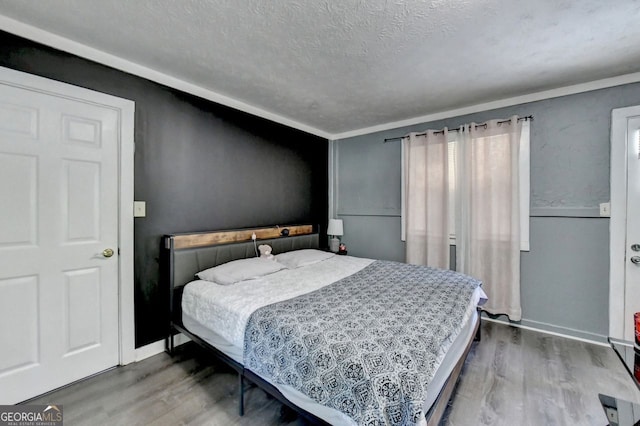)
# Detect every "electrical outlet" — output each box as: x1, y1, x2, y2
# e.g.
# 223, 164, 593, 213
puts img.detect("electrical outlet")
599, 202, 611, 217
133, 201, 146, 217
